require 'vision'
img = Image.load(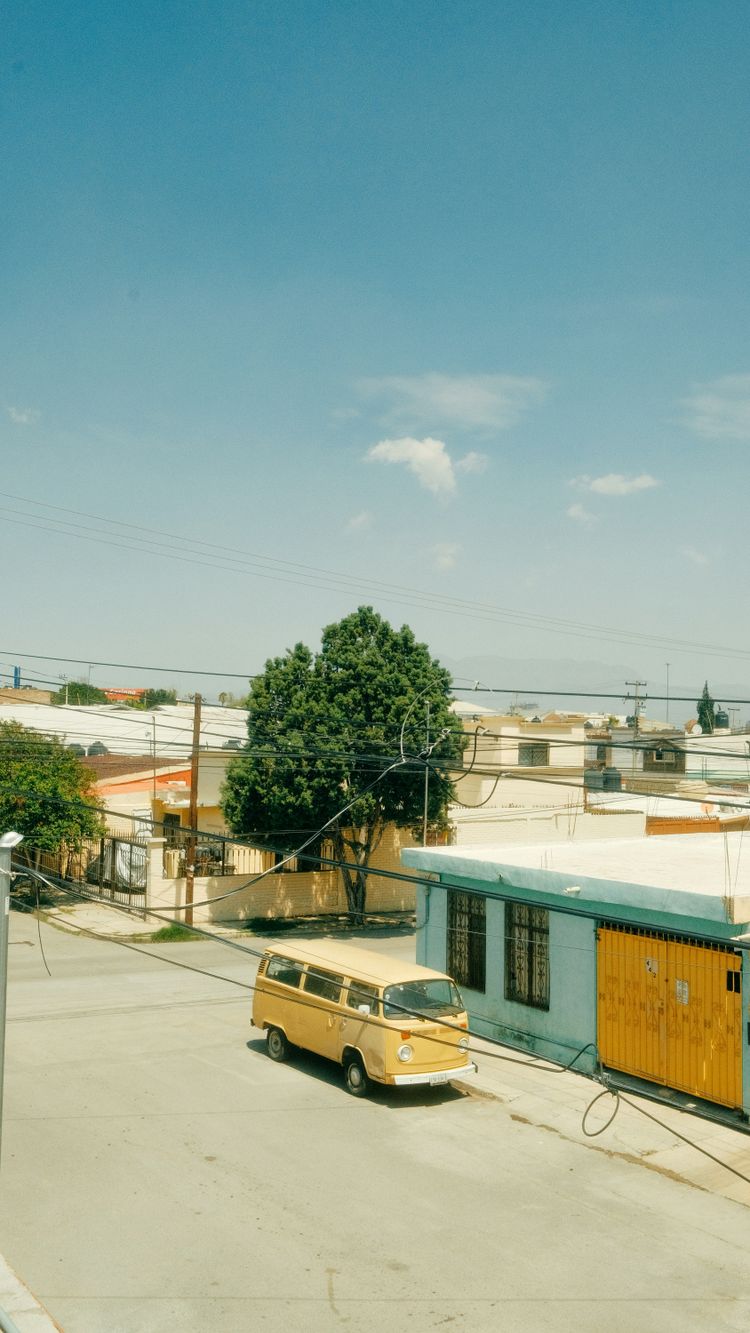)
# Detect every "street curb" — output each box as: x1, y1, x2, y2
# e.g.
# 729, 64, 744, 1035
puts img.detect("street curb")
0, 1254, 61, 1332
